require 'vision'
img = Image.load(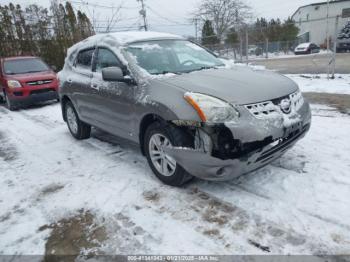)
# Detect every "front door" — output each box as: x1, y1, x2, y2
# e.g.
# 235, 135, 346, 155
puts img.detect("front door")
90, 47, 136, 139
